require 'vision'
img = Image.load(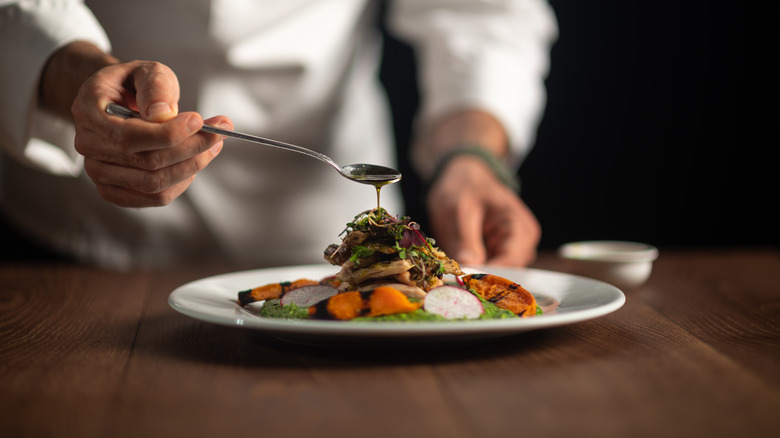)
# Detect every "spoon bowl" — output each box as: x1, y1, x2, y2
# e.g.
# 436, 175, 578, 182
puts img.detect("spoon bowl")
339, 163, 402, 185
106, 103, 402, 185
